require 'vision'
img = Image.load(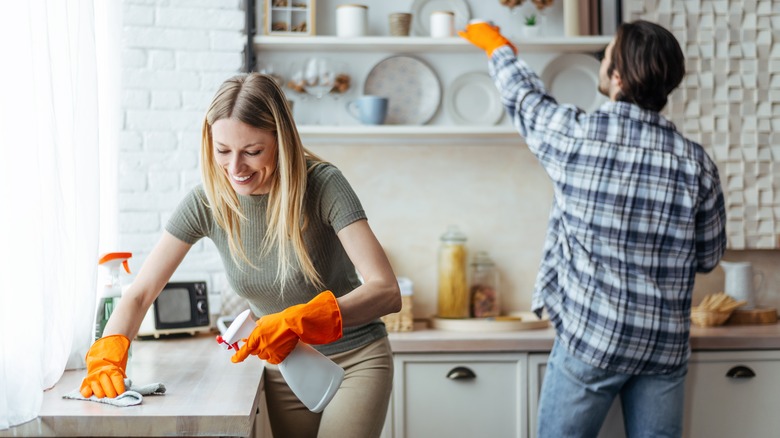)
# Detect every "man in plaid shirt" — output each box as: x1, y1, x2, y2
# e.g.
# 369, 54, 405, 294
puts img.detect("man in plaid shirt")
461, 20, 726, 437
